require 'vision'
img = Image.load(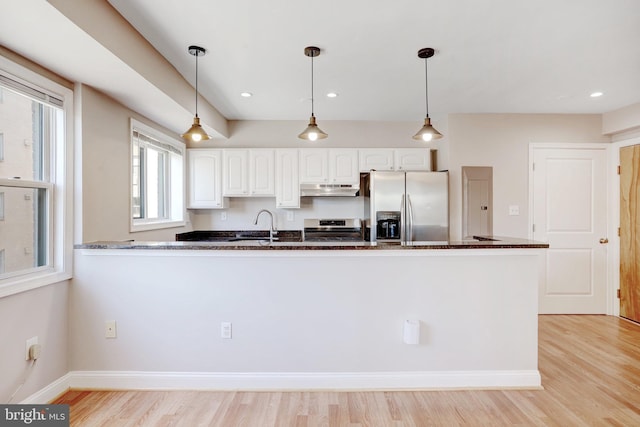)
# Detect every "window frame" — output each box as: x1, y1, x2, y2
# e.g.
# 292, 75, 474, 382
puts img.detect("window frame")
130, 118, 186, 232
0, 55, 73, 298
